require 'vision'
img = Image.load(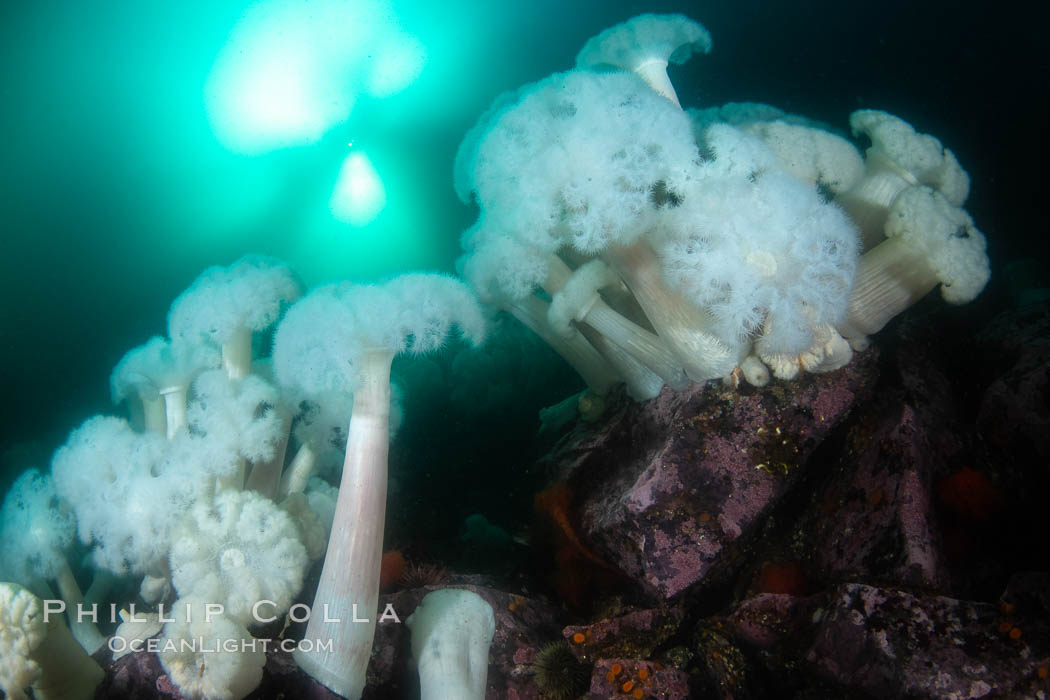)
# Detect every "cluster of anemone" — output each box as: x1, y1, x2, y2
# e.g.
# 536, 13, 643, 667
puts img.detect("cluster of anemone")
0, 11, 992, 700
0, 256, 316, 700
1, 255, 490, 700
456, 13, 989, 401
